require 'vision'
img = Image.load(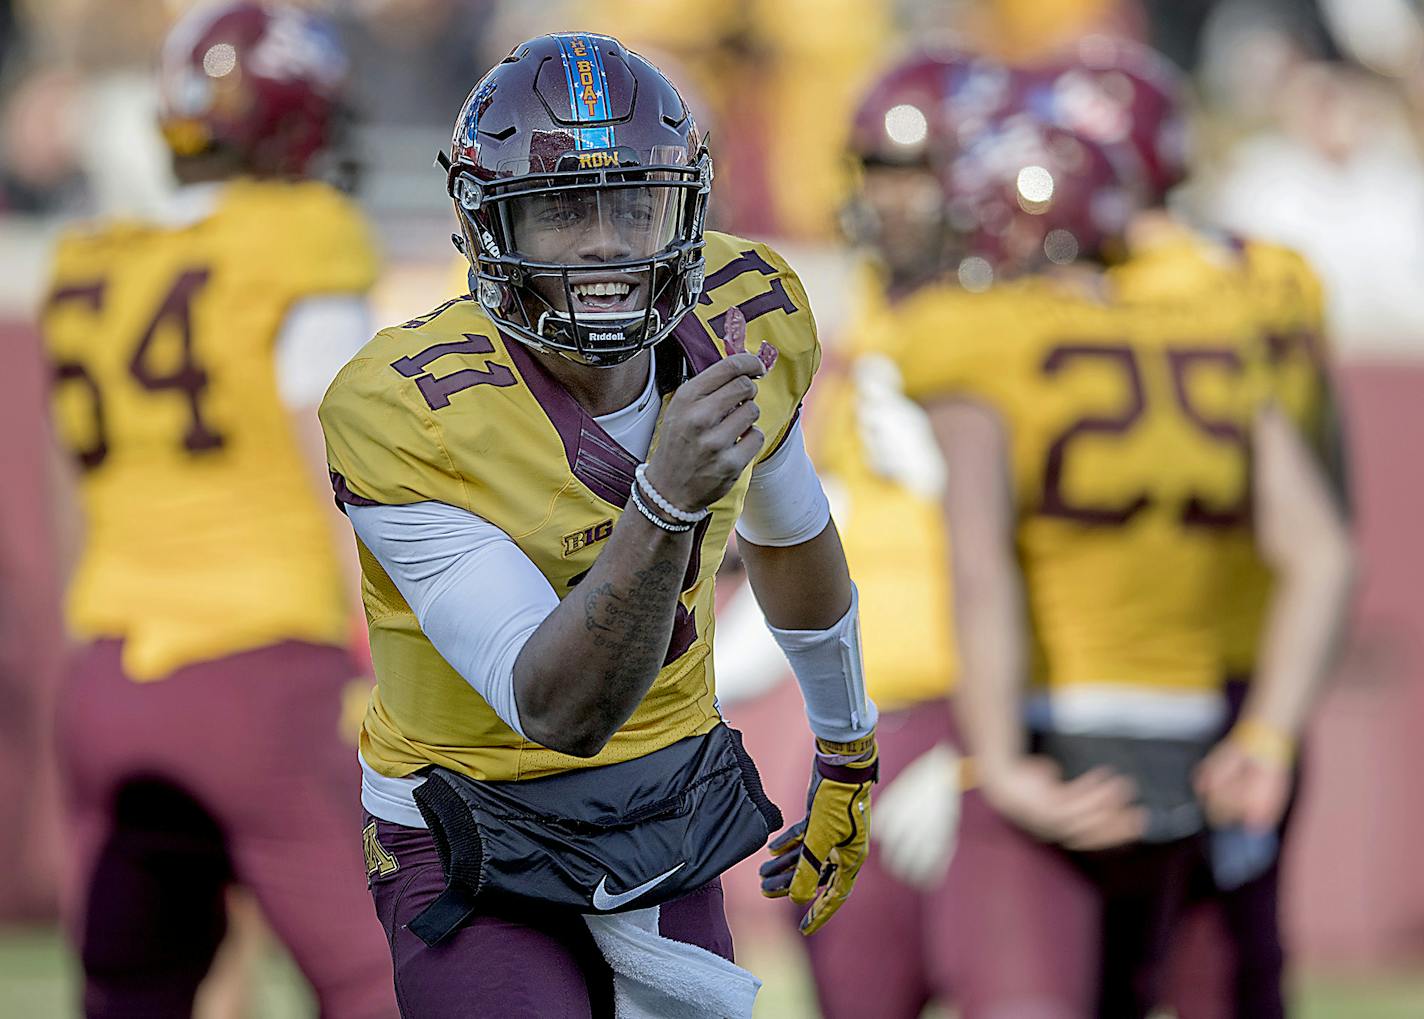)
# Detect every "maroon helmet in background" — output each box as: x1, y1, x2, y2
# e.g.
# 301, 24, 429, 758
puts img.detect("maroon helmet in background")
1020, 35, 1191, 206
442, 32, 712, 368
850, 48, 972, 169
942, 113, 1136, 289
157, 2, 349, 178
844, 47, 1016, 274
